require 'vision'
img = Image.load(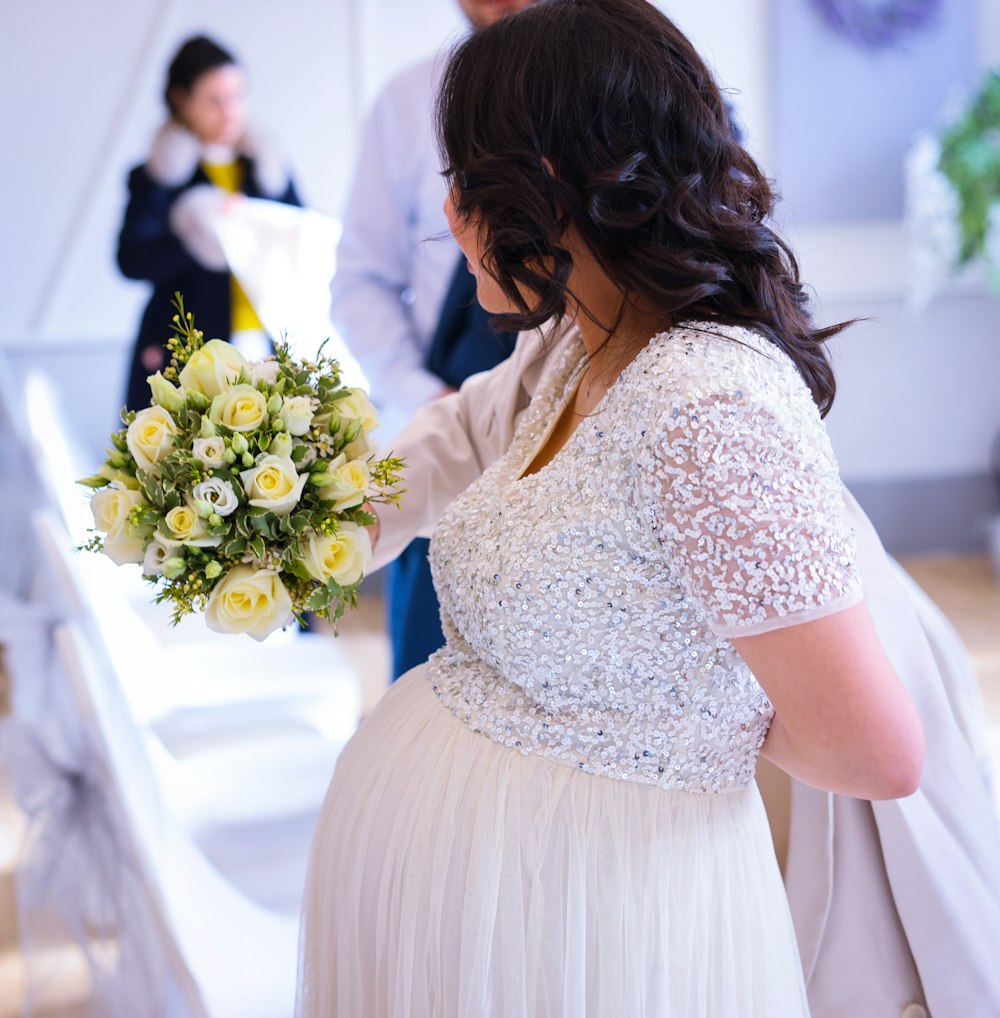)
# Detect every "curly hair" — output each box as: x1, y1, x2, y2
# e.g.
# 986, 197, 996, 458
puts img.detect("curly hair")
436, 0, 845, 415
